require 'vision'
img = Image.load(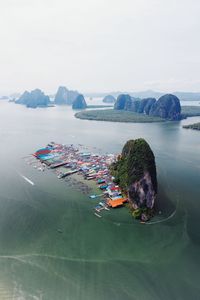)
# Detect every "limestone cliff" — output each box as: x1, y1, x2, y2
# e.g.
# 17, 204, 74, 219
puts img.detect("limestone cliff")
142, 98, 156, 114
54, 86, 79, 105
114, 93, 181, 120
114, 94, 132, 110
149, 94, 181, 120
72, 94, 87, 109
124, 97, 141, 112
110, 139, 157, 221
16, 89, 50, 108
